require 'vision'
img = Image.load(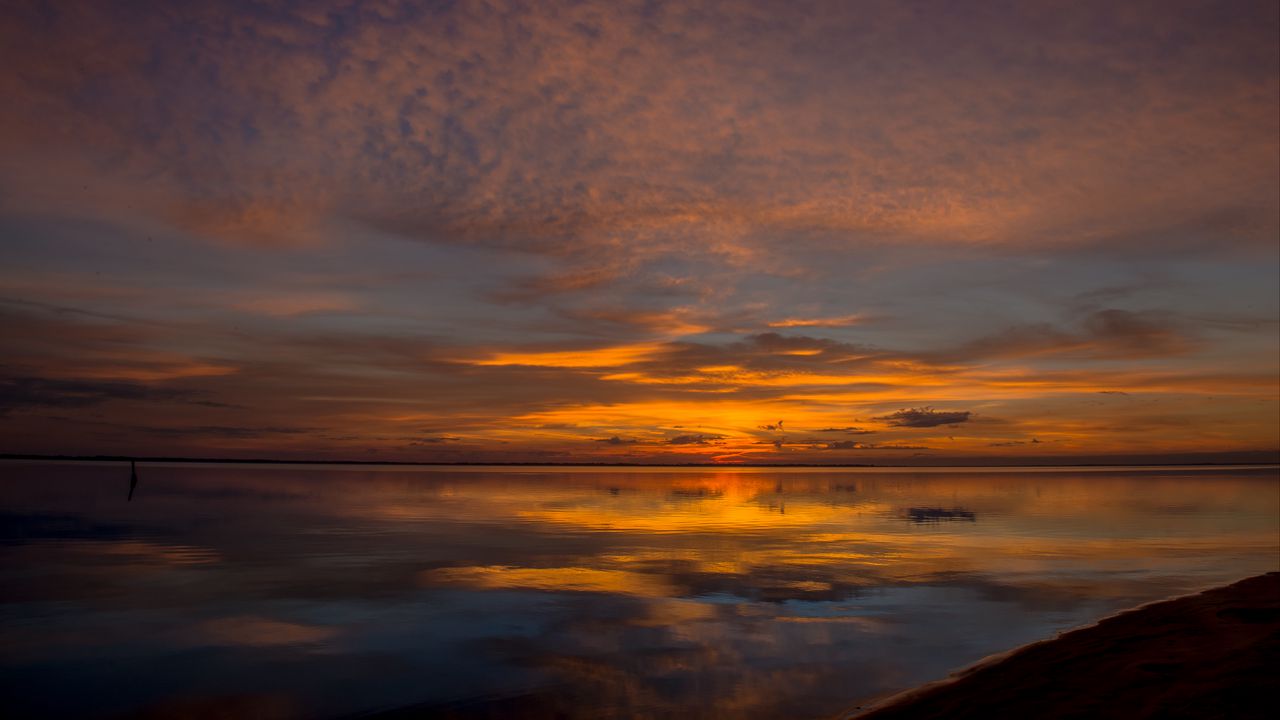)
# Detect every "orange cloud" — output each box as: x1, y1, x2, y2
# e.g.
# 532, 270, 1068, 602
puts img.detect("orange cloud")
767, 315, 869, 328
469, 342, 668, 368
